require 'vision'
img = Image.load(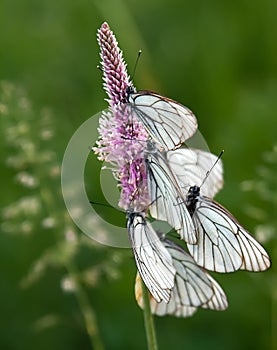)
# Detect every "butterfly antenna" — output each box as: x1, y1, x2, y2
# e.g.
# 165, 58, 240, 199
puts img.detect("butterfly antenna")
200, 150, 224, 187
130, 50, 142, 82
96, 65, 103, 72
